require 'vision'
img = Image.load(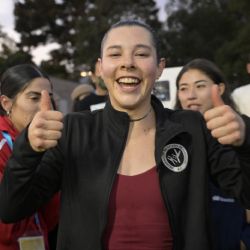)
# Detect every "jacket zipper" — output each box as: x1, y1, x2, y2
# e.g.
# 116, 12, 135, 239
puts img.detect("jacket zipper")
100, 124, 130, 249
159, 170, 179, 250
